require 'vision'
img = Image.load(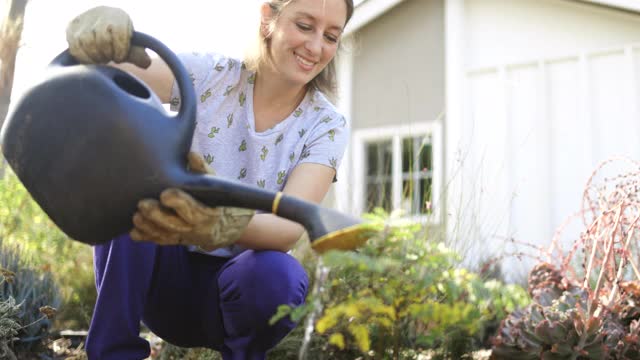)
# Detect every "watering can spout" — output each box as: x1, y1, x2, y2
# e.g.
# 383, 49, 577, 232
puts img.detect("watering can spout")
181, 173, 375, 252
